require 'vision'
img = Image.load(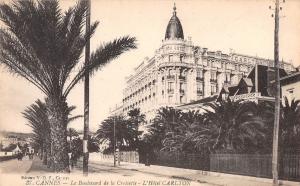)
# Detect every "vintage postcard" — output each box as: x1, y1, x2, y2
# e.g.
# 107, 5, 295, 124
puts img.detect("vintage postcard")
0, 0, 299, 186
